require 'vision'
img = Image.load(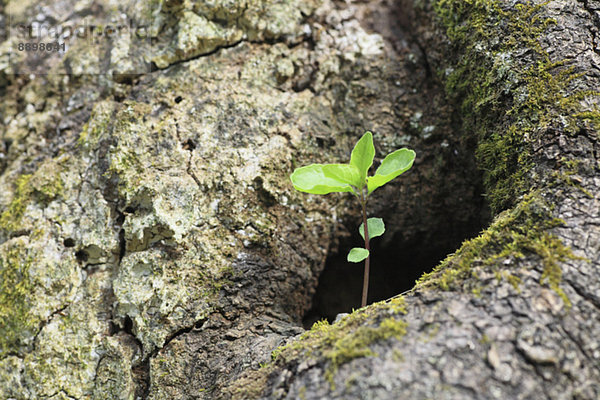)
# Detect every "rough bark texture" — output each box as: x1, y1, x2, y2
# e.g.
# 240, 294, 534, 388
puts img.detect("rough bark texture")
0, 0, 598, 399
251, 0, 600, 398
